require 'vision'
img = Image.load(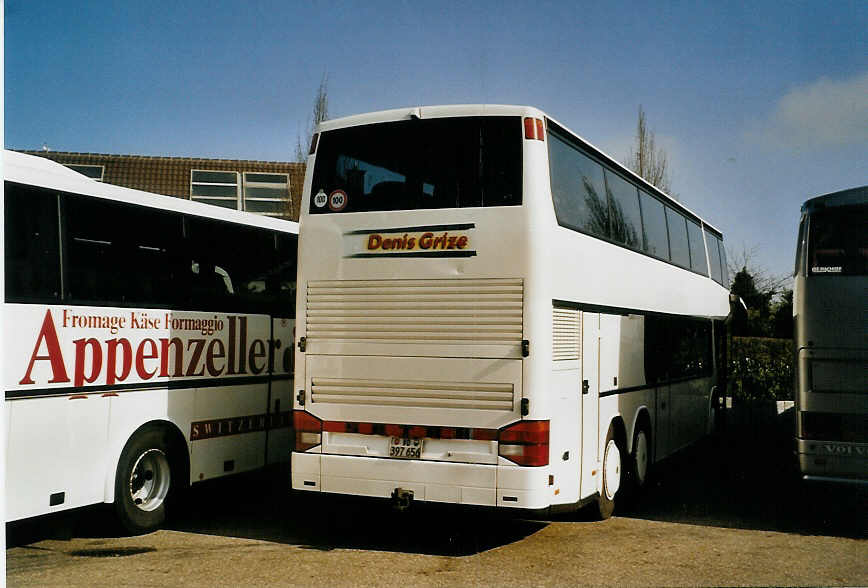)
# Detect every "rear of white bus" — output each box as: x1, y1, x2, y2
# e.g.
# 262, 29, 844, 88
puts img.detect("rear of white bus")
291, 106, 554, 510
